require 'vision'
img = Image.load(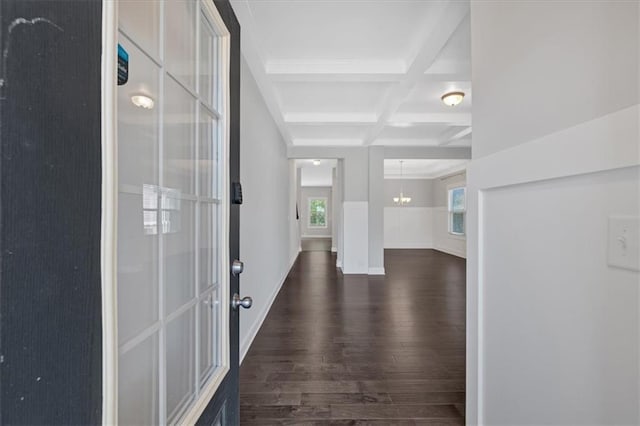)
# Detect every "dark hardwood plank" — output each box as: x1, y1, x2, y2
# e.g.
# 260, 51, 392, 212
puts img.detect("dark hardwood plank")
240, 249, 466, 422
